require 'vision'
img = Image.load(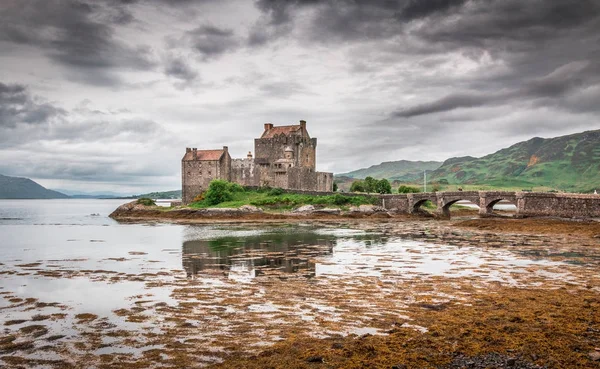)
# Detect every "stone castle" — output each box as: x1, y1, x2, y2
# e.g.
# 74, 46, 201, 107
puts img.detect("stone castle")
182, 120, 333, 204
